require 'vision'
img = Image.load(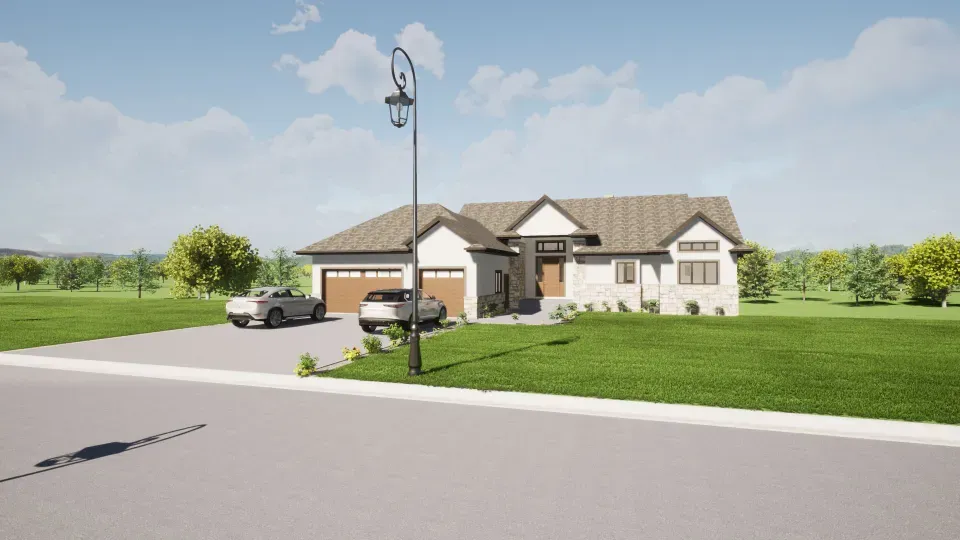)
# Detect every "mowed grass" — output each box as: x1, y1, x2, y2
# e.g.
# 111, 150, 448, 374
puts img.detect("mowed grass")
0, 296, 226, 351
741, 289, 960, 320
0, 276, 313, 300
325, 313, 960, 424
